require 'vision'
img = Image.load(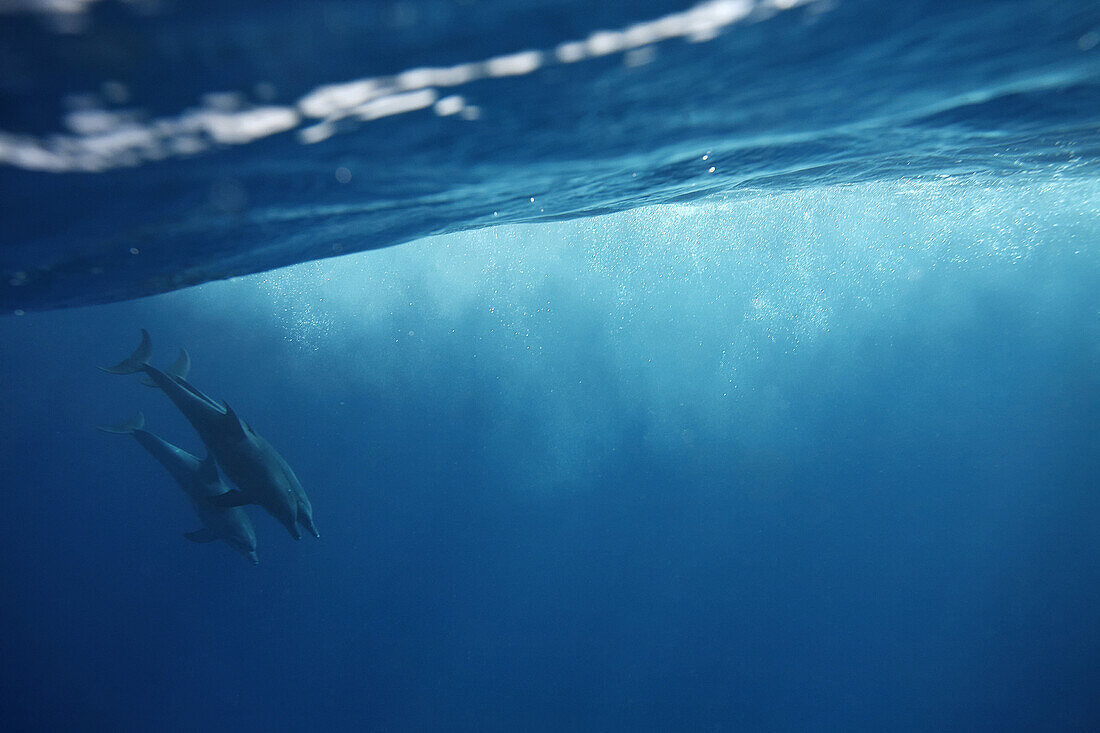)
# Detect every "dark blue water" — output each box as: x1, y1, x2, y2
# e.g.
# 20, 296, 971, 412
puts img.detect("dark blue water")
2, 1, 1099, 731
